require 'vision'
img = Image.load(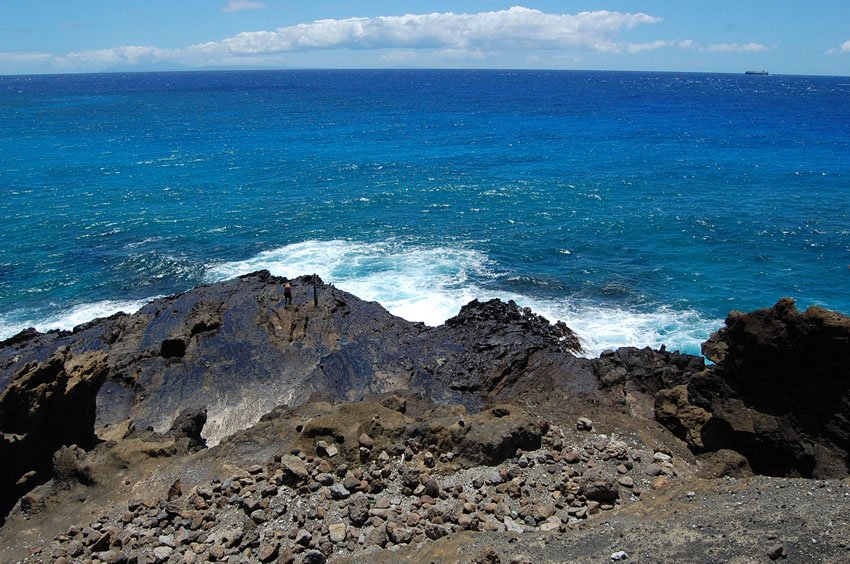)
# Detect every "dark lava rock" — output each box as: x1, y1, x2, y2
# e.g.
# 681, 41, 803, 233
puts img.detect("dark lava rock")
656, 298, 850, 478
4, 272, 850, 535
168, 407, 208, 451
578, 467, 620, 502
